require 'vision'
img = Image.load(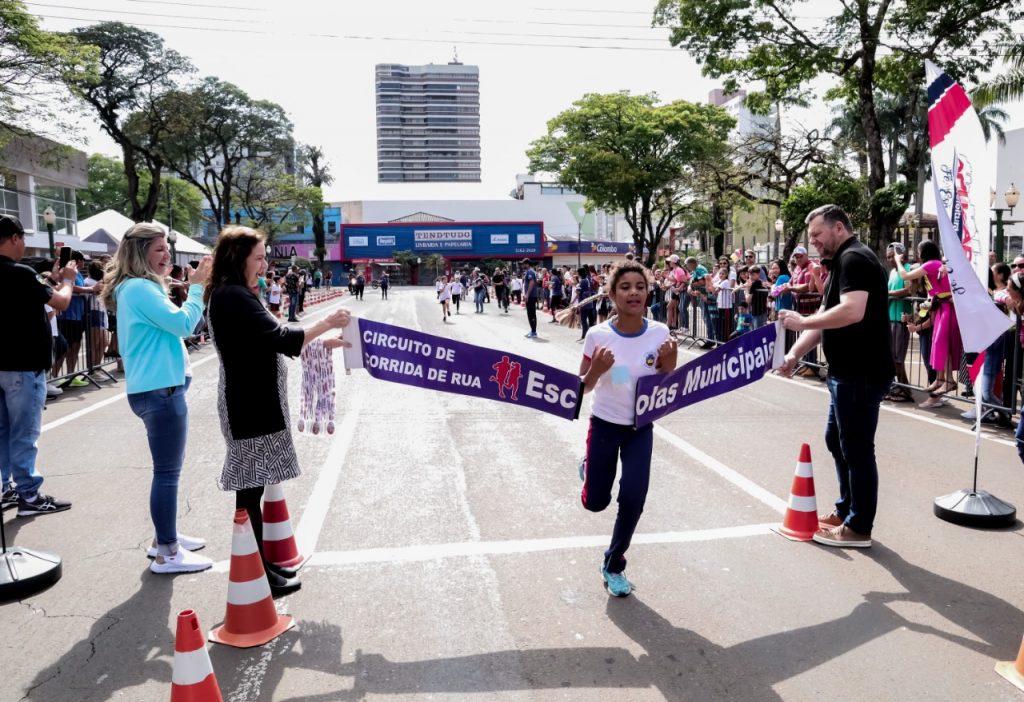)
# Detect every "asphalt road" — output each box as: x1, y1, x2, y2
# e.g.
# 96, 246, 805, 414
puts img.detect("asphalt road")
3, 286, 1023, 701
